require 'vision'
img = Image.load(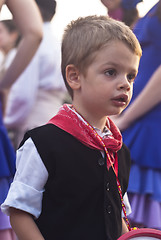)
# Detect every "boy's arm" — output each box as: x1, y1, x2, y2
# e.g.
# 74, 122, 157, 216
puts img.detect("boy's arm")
121, 218, 129, 235
10, 207, 44, 240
